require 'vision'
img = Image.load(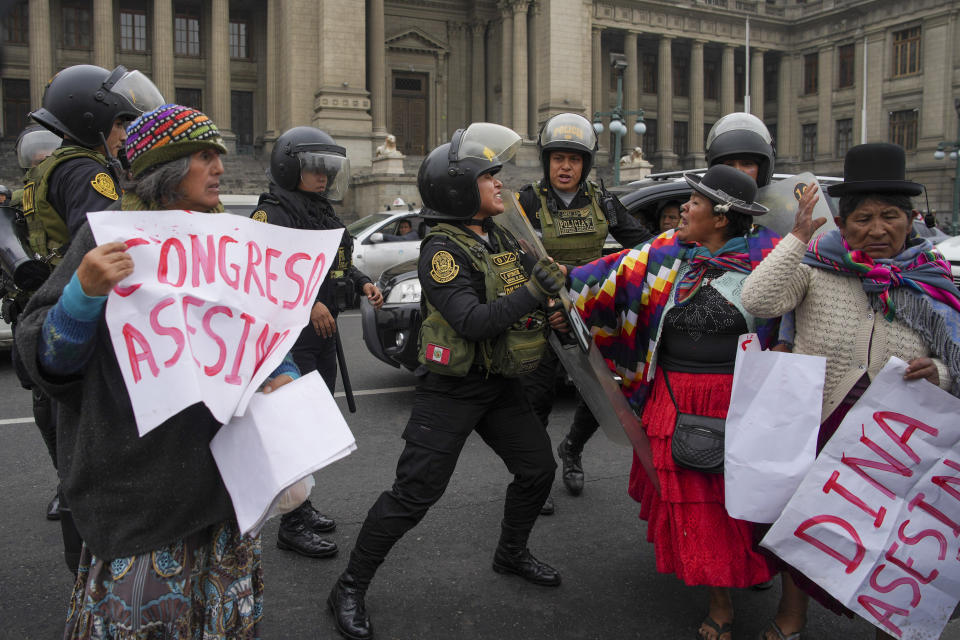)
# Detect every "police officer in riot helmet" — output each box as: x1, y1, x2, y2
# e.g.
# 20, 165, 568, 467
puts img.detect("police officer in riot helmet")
10, 125, 61, 210
0, 185, 10, 205
516, 113, 654, 508
250, 126, 383, 560
328, 123, 566, 640
17, 64, 163, 573
705, 112, 776, 187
